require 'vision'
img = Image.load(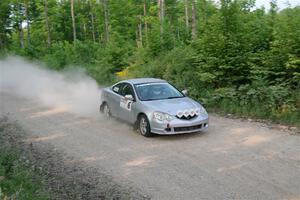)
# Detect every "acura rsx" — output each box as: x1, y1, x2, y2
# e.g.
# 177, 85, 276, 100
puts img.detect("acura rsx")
100, 78, 209, 137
